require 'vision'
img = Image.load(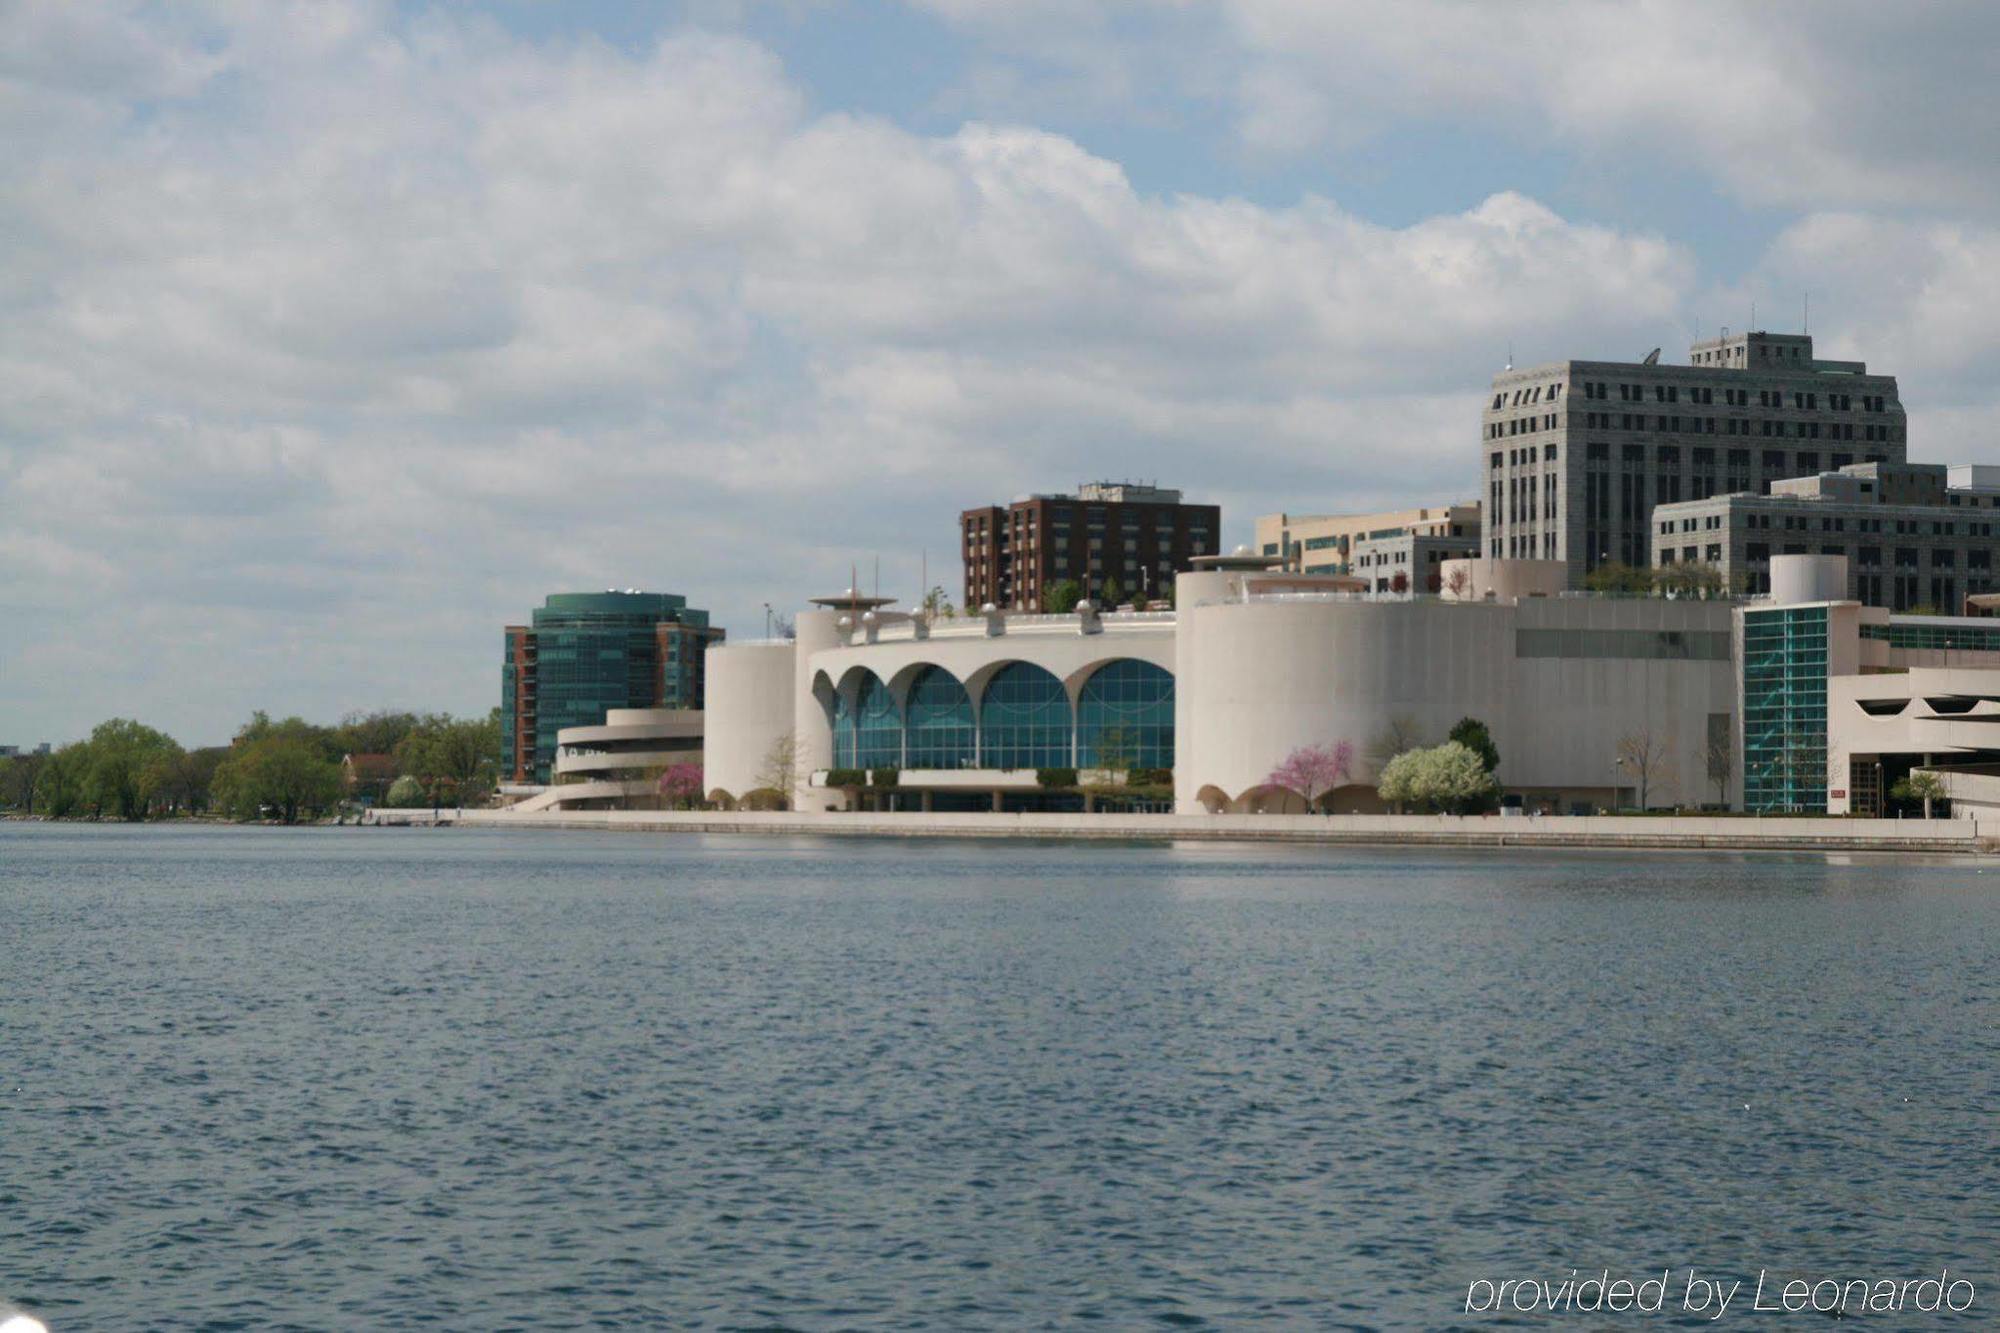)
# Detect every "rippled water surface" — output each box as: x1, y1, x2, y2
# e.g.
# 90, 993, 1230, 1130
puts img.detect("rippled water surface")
4, 824, 1999, 1330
